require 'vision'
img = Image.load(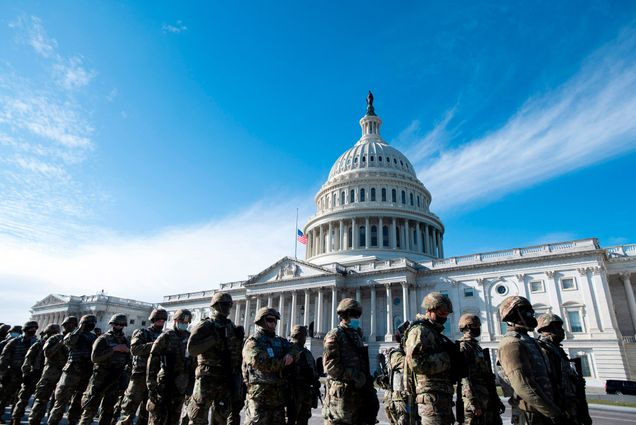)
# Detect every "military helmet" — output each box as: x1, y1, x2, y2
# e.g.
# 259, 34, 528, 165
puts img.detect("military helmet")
211, 292, 233, 306
62, 316, 78, 326
421, 292, 453, 313
23, 320, 39, 330
79, 314, 97, 325
8, 325, 22, 333
0, 324, 10, 334
149, 308, 168, 322
536, 313, 564, 332
173, 309, 192, 322
499, 296, 532, 322
109, 314, 128, 326
254, 307, 280, 324
44, 324, 61, 335
458, 313, 481, 331
336, 298, 362, 316
290, 325, 308, 338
